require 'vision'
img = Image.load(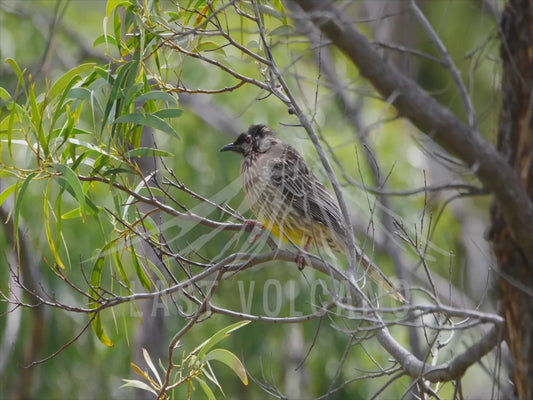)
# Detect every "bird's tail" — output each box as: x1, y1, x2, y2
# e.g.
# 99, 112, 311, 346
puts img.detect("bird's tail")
355, 249, 407, 304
